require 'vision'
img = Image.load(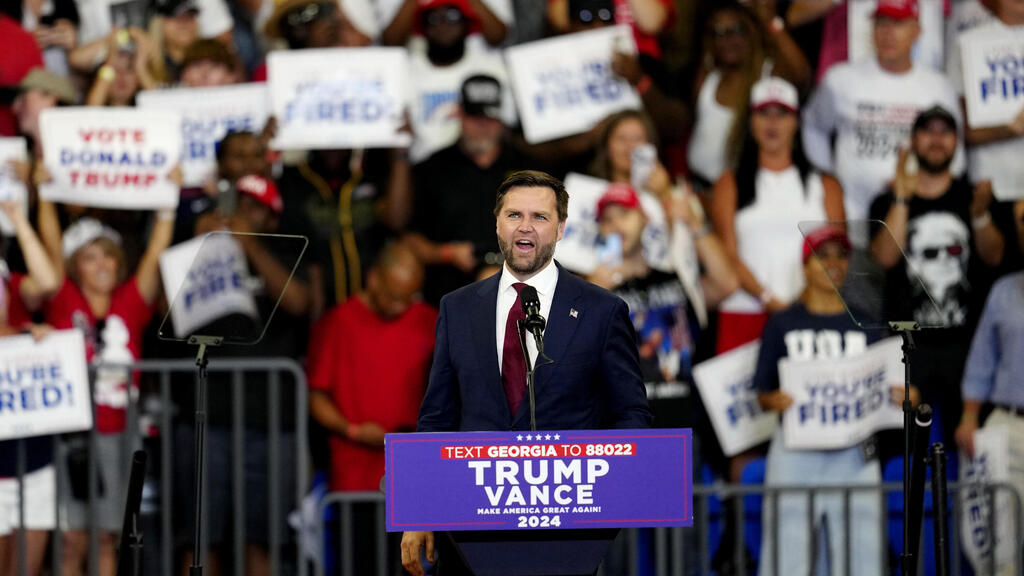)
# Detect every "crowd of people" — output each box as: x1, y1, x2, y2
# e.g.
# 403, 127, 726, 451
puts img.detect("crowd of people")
1, 0, 1024, 574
